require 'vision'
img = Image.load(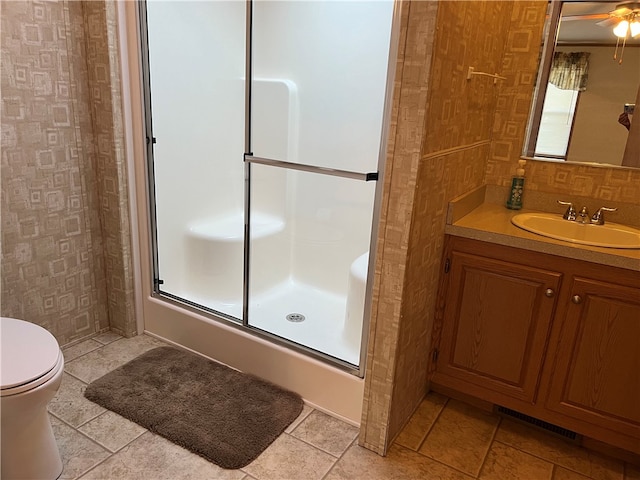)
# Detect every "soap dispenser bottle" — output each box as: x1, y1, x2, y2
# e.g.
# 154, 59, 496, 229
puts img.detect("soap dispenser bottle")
506, 159, 526, 210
